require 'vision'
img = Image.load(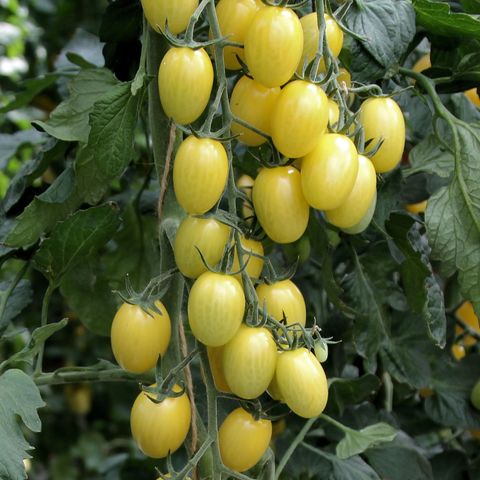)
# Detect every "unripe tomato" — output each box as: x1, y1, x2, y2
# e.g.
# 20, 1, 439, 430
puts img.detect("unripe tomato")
256, 280, 306, 329
299, 13, 343, 73
301, 133, 359, 210
465, 88, 480, 107
271, 80, 329, 158
174, 216, 230, 279
188, 272, 245, 346
325, 155, 376, 228
207, 346, 231, 392
237, 173, 255, 221
159, 48, 214, 125
455, 301, 480, 347
140, 0, 198, 34
451, 343, 466, 361
111, 301, 171, 373
219, 407, 272, 472
419, 387, 434, 399
230, 76, 281, 146
252, 166, 309, 244
471, 378, 480, 410
173, 136, 228, 214
338, 68, 352, 89
341, 192, 377, 235
314, 340, 328, 363
222, 324, 277, 399
231, 236, 264, 282
406, 200, 427, 214
328, 98, 340, 129
412, 53, 431, 74
215, 0, 263, 70
275, 348, 329, 418
244, 6, 304, 87
130, 384, 191, 458
358, 97, 405, 173
65, 384, 92, 415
